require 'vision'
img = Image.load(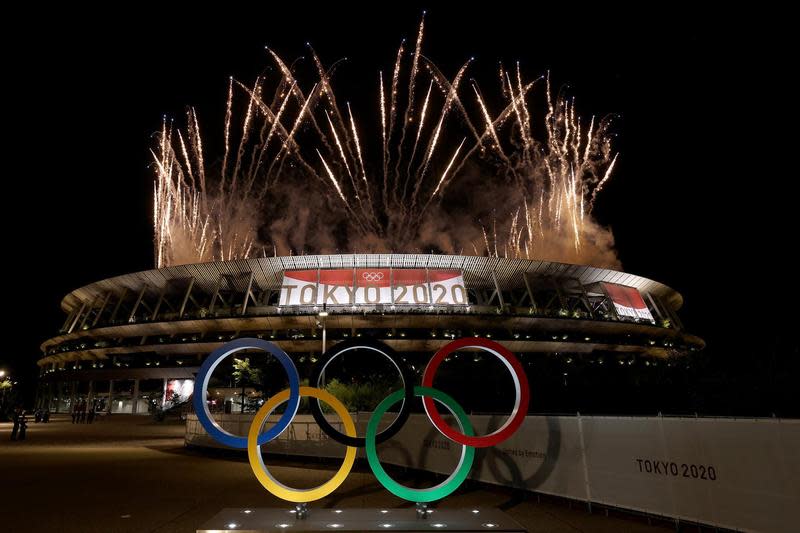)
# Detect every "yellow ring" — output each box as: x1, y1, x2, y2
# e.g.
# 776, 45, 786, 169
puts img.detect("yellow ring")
247, 386, 357, 503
